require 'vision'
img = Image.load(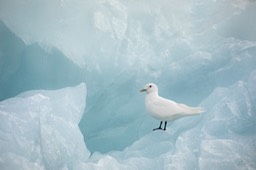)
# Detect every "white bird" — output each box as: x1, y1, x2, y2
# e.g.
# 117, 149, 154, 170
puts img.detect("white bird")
140, 83, 205, 131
